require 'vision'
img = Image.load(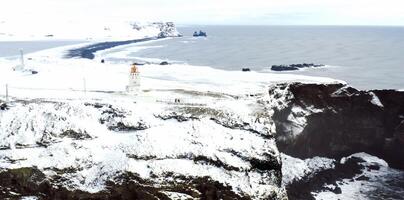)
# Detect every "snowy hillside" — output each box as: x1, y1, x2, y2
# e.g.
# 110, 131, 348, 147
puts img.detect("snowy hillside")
0, 98, 285, 198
